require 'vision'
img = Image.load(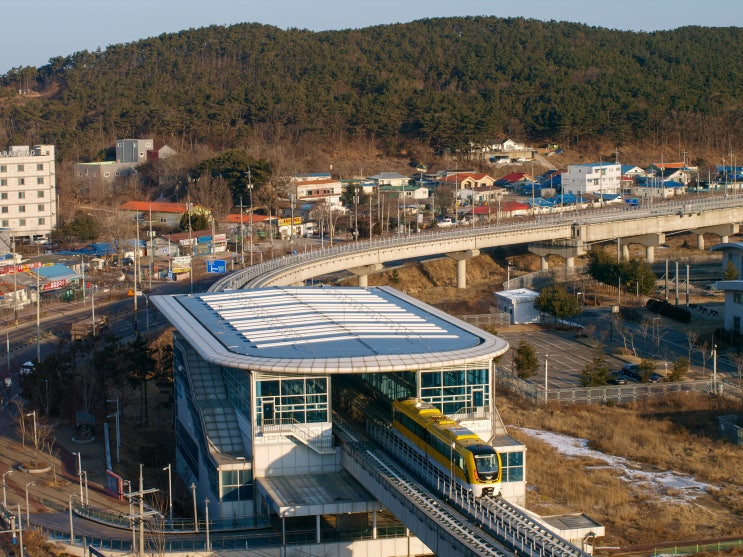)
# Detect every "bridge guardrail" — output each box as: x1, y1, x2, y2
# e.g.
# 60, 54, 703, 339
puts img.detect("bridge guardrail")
211, 194, 743, 292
